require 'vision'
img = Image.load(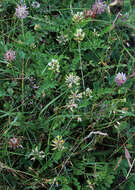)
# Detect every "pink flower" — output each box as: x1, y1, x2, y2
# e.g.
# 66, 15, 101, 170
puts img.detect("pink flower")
8, 137, 22, 149
4, 50, 16, 62
92, 0, 106, 15
15, 4, 28, 19
115, 72, 127, 86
